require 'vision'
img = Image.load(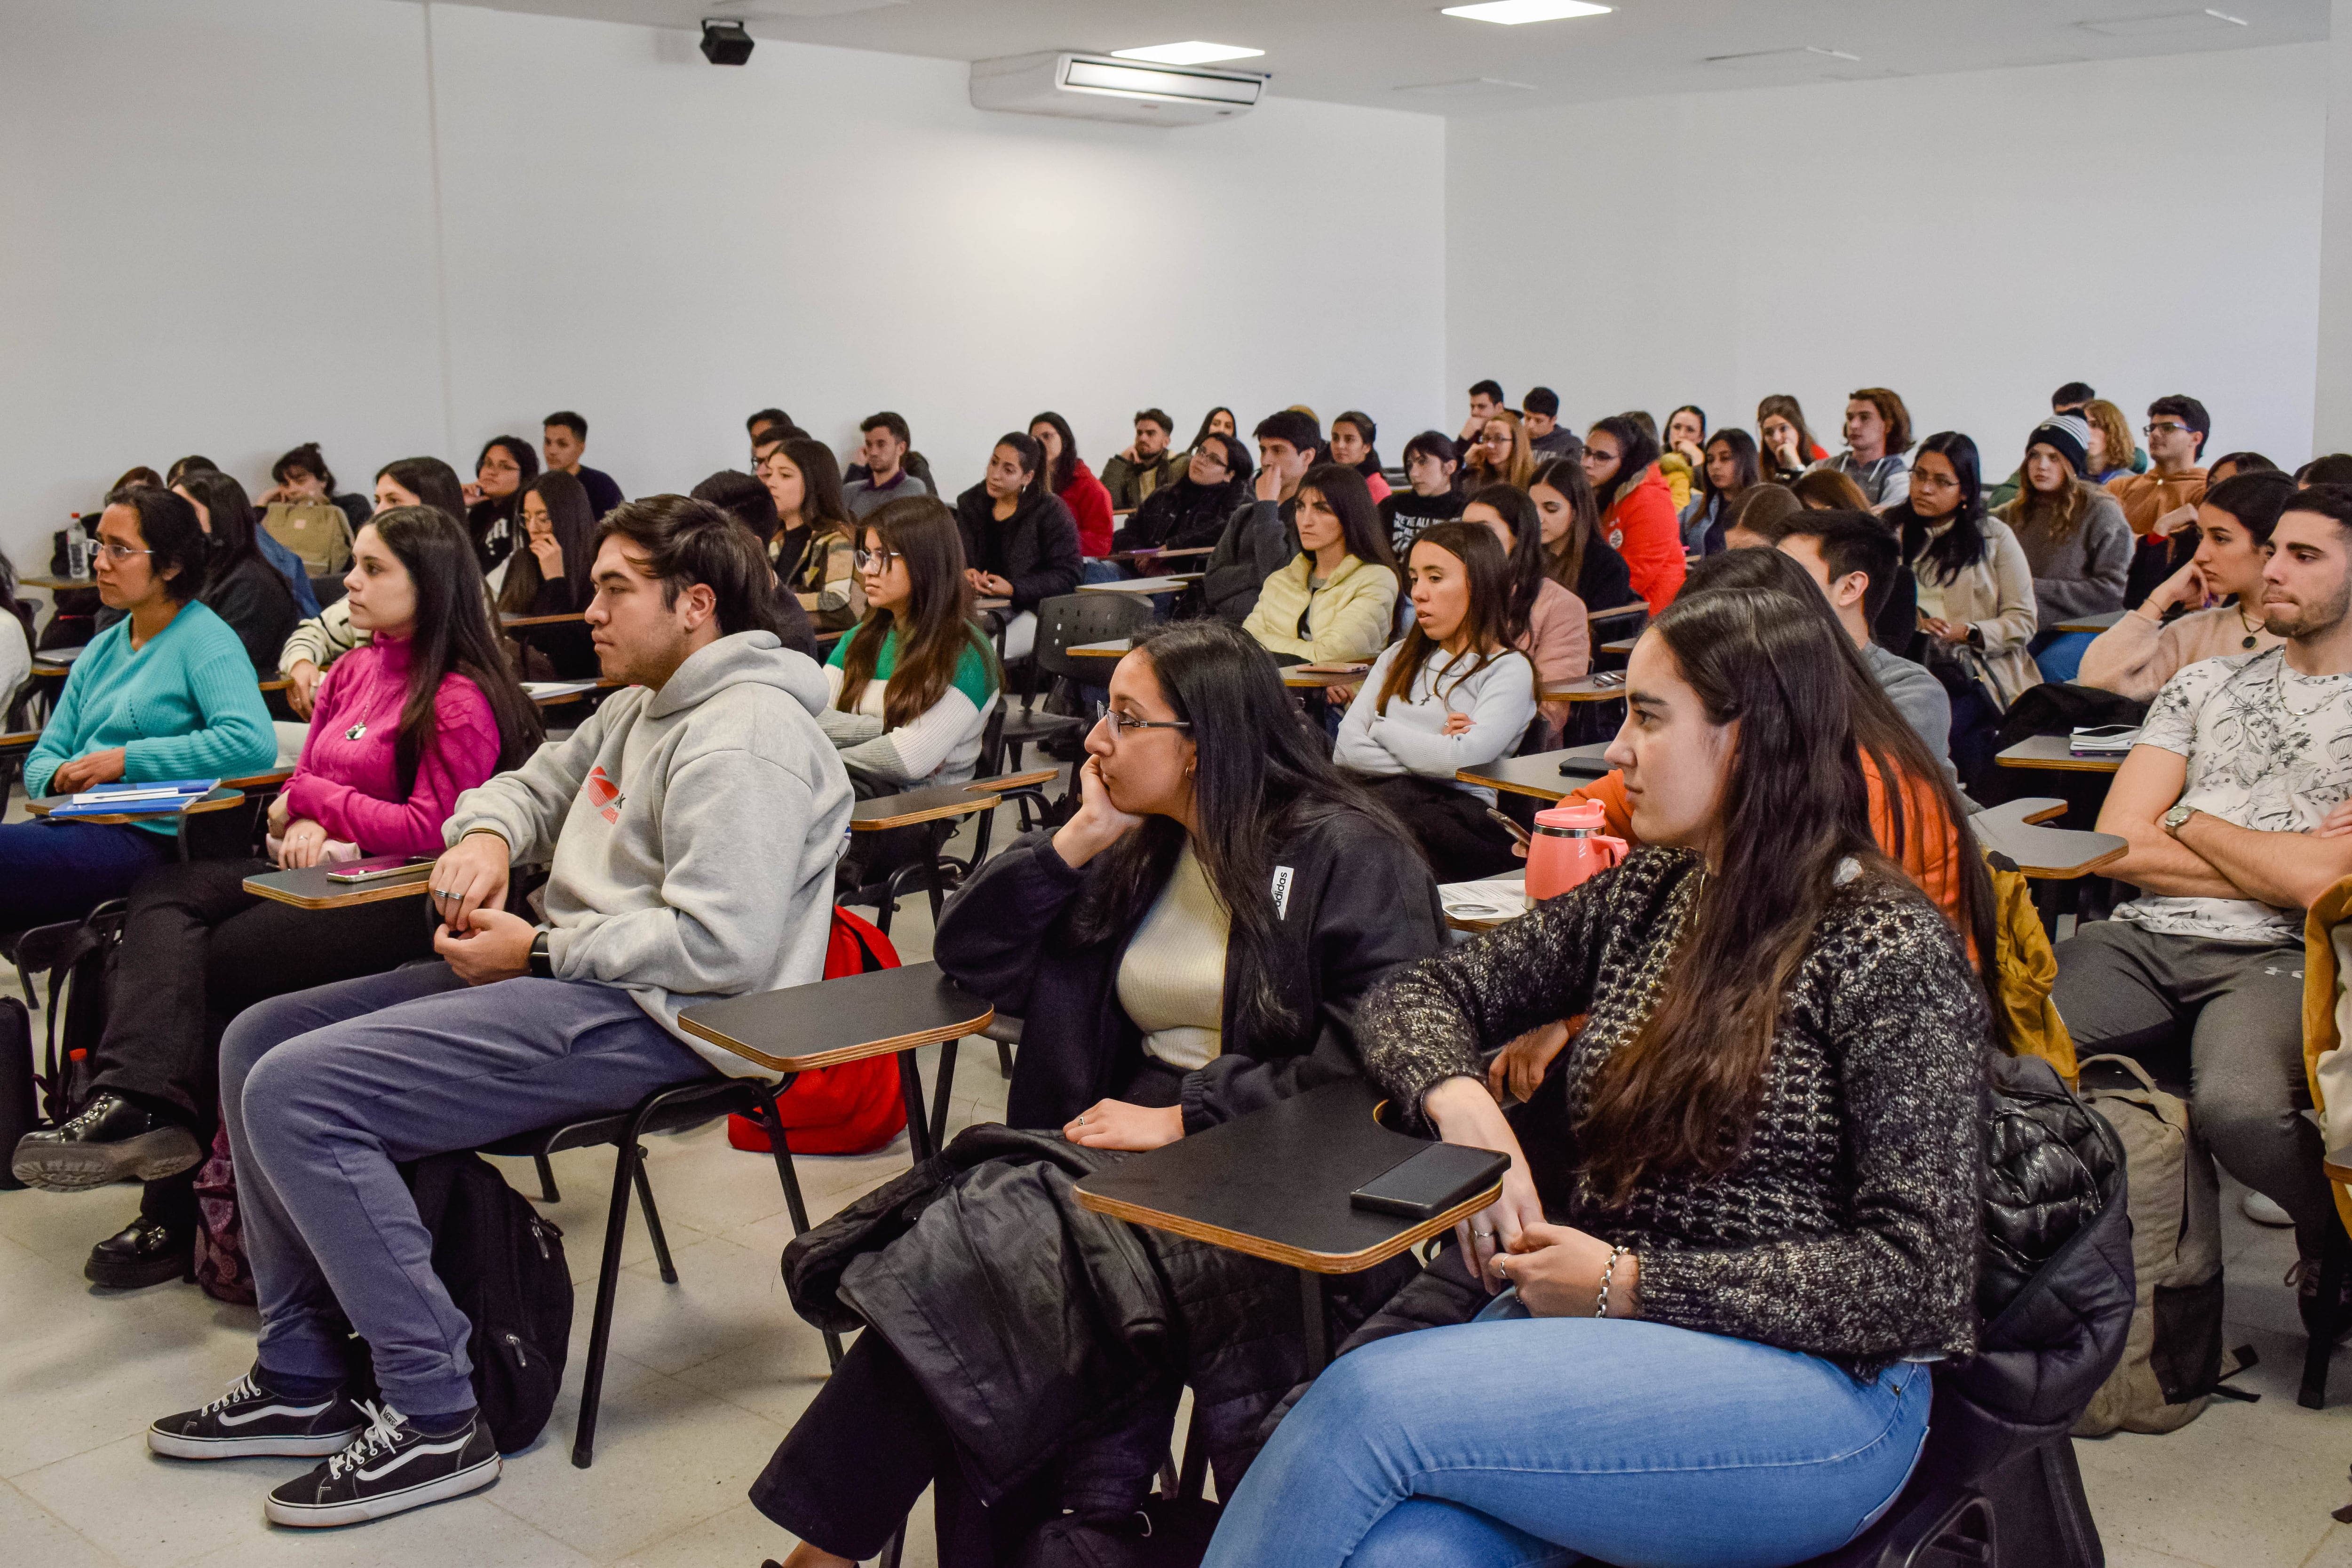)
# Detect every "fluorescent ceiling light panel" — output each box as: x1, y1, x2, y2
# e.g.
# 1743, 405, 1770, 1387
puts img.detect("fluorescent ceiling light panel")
2078, 9, 2247, 36
1111, 40, 1265, 64
1440, 0, 1611, 24
1394, 76, 1538, 94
